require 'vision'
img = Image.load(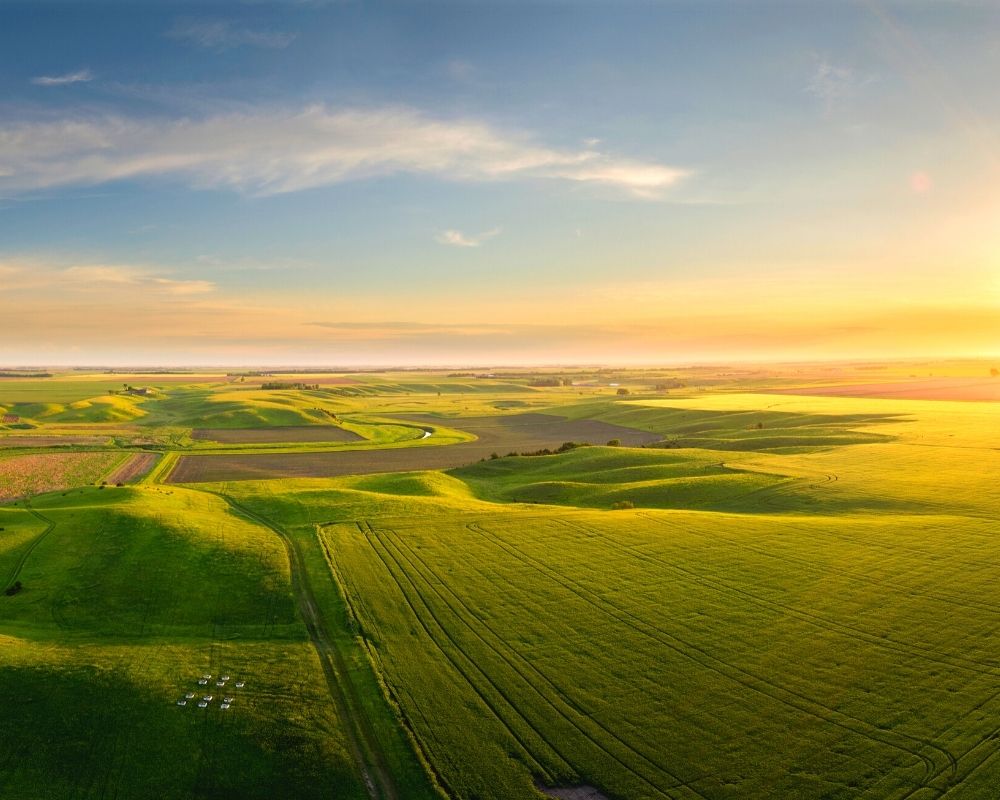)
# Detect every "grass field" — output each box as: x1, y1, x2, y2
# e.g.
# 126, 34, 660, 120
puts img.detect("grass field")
2, 365, 1000, 799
